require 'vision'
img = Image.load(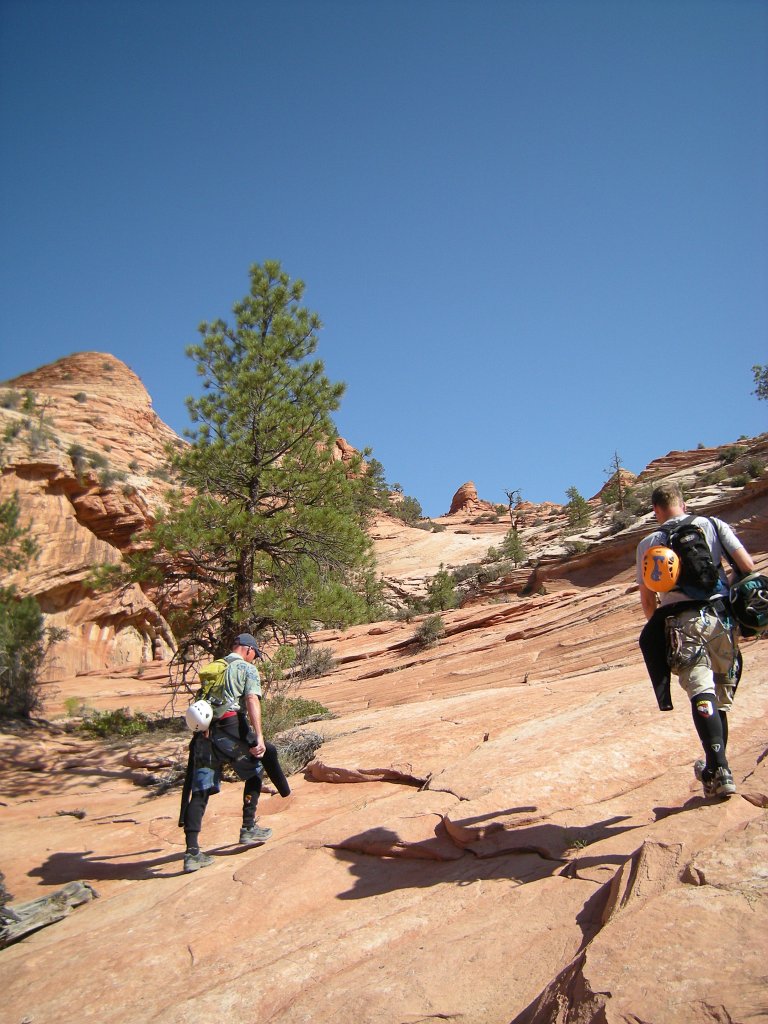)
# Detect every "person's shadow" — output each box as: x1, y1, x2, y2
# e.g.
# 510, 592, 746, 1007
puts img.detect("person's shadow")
28, 842, 256, 885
